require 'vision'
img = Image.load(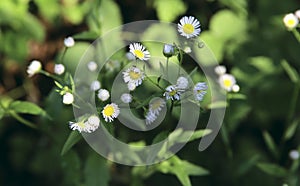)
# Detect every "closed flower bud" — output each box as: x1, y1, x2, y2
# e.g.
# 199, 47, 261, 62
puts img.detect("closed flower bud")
163, 44, 175, 58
